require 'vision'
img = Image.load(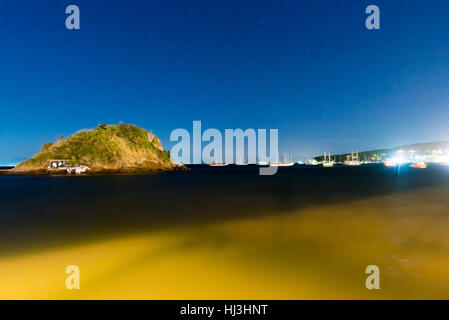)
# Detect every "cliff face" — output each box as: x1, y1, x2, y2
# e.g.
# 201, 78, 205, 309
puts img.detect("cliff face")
14, 124, 179, 173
